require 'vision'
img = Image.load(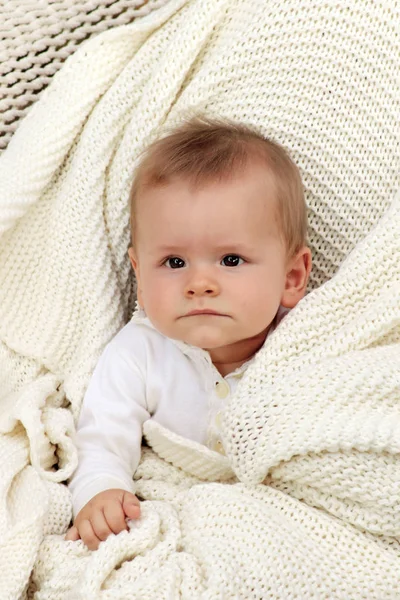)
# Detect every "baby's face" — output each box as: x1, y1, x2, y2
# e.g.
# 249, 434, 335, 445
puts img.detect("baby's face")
130, 163, 292, 353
